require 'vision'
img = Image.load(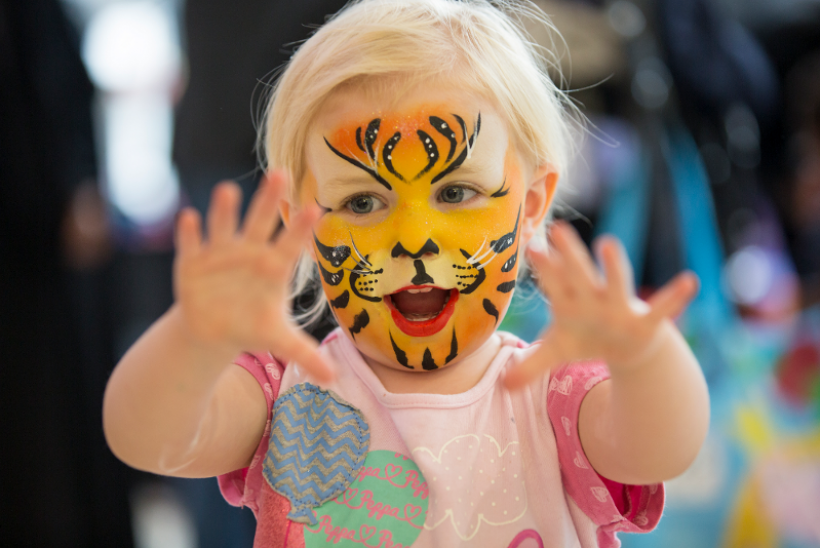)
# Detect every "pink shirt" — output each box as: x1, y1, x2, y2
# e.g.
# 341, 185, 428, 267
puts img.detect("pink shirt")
219, 329, 663, 547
